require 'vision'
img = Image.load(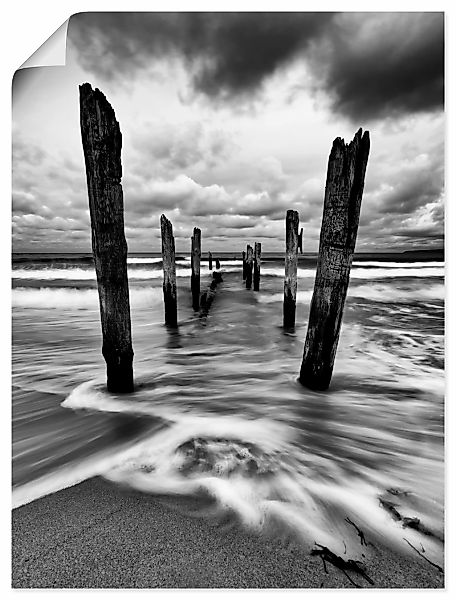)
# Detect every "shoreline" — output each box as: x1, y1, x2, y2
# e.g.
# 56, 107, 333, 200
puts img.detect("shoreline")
12, 477, 444, 589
